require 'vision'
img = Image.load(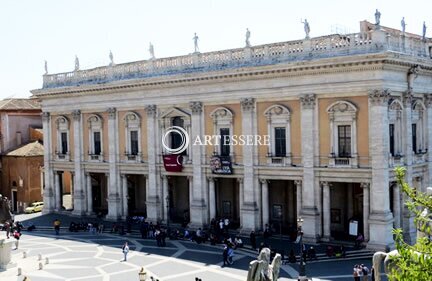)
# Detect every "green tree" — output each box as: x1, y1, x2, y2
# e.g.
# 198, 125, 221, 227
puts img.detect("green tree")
389, 167, 432, 280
